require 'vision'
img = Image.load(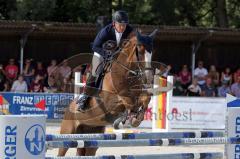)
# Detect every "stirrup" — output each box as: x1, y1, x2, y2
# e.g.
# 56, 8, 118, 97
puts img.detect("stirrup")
76, 95, 89, 112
